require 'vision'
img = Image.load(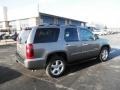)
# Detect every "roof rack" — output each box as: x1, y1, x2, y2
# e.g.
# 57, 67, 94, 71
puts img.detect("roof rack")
68, 24, 77, 26
39, 24, 45, 26
38, 24, 84, 27
39, 24, 60, 26
49, 24, 60, 26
